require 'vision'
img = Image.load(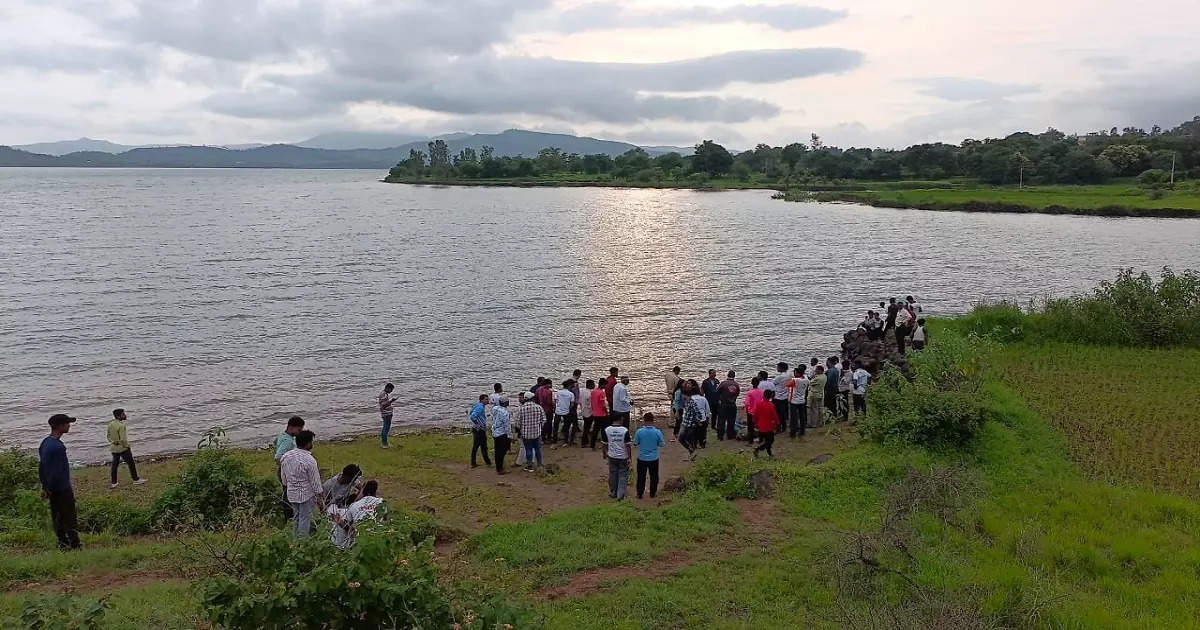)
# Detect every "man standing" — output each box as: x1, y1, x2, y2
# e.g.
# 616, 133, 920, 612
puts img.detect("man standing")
378, 383, 398, 448
589, 378, 609, 450
701, 370, 721, 430
788, 367, 808, 438
469, 394, 491, 468
851, 361, 871, 420
274, 416, 305, 499
489, 383, 504, 407
516, 391, 546, 472
555, 379, 577, 444
279, 430, 322, 538
604, 367, 619, 417
678, 381, 702, 459
895, 301, 914, 354
632, 412, 665, 499
772, 363, 791, 434
824, 357, 841, 420
805, 357, 820, 379
665, 366, 681, 400
744, 377, 763, 443
753, 391, 780, 458
688, 379, 711, 448
884, 297, 898, 334
612, 376, 633, 427
602, 414, 632, 500
807, 366, 827, 429
536, 378, 556, 443
716, 371, 740, 441
107, 409, 146, 489
491, 396, 512, 475
40, 414, 80, 550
